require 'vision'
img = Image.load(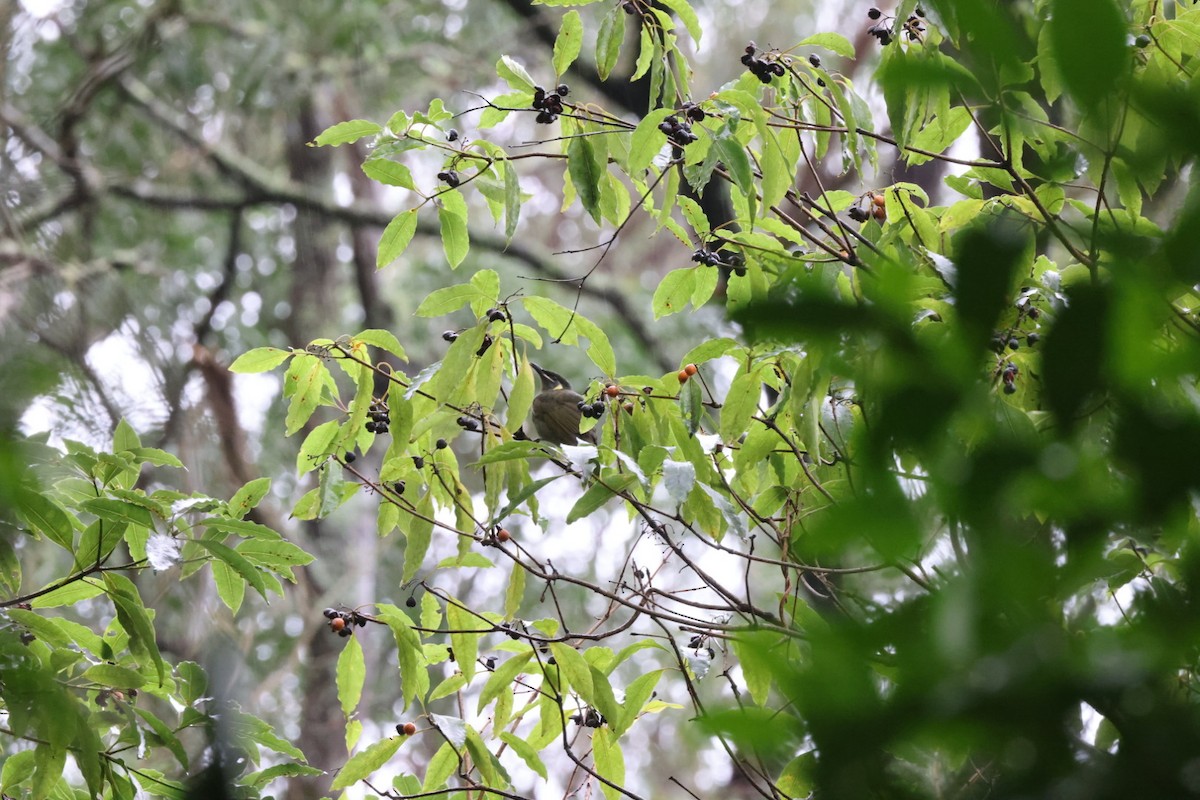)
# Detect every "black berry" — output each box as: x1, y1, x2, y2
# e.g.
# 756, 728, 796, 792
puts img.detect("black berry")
1135, 34, 1151, 48
435, 438, 448, 450
868, 7, 881, 19
556, 83, 569, 96
442, 330, 458, 342
808, 54, 821, 68
446, 128, 459, 142
344, 452, 356, 464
